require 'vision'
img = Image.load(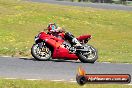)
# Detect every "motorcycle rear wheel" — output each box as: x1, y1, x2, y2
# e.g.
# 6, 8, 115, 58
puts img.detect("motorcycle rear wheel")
78, 45, 98, 63
31, 44, 51, 61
